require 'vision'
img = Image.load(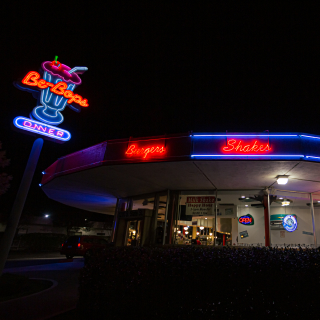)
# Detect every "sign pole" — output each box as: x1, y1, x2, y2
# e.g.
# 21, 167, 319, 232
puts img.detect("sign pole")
0, 138, 43, 276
